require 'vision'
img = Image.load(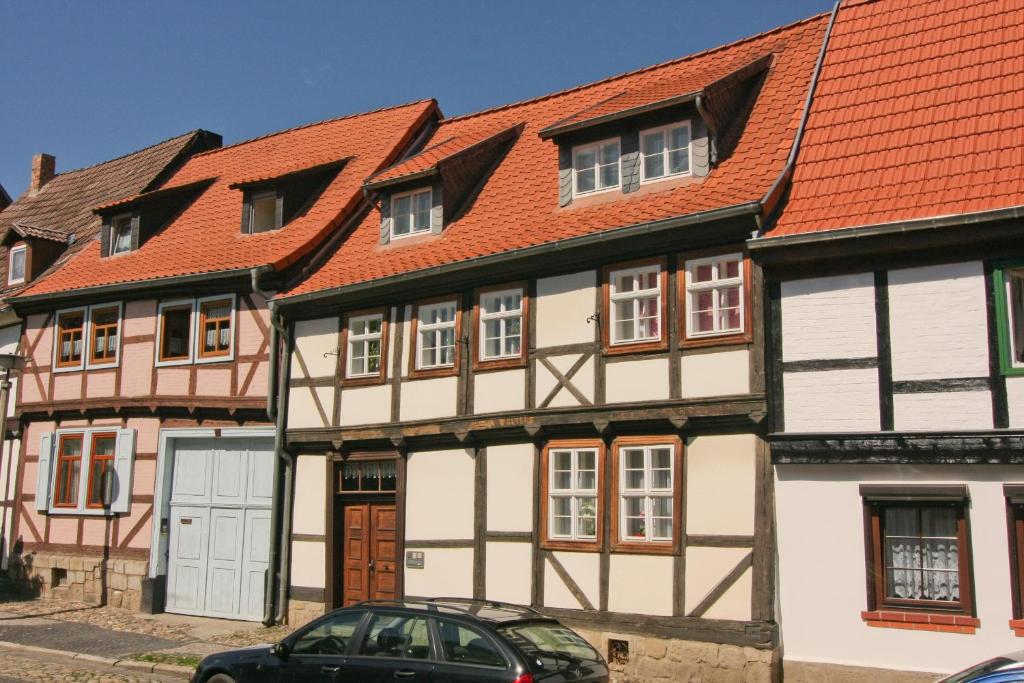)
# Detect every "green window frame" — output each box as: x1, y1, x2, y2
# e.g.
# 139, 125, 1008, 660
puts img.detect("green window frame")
993, 260, 1024, 377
